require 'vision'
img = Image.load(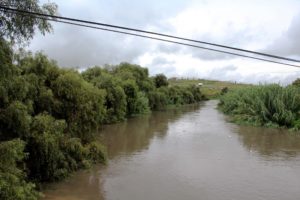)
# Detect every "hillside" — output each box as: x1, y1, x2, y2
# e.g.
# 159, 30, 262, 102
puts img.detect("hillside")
168, 78, 249, 99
